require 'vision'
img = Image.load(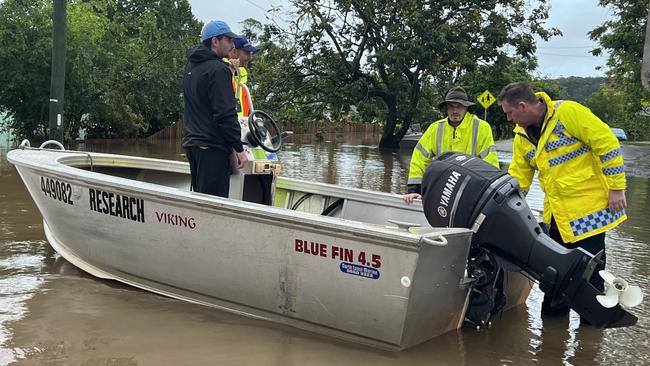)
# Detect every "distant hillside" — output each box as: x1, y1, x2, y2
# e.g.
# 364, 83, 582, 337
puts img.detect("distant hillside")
552, 76, 606, 102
